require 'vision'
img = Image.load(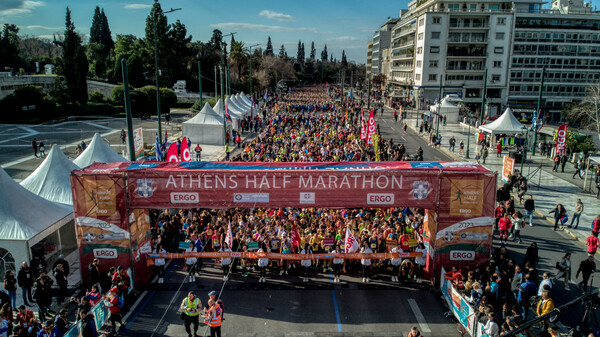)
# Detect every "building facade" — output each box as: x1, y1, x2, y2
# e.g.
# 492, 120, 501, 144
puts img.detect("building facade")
370, 0, 600, 121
